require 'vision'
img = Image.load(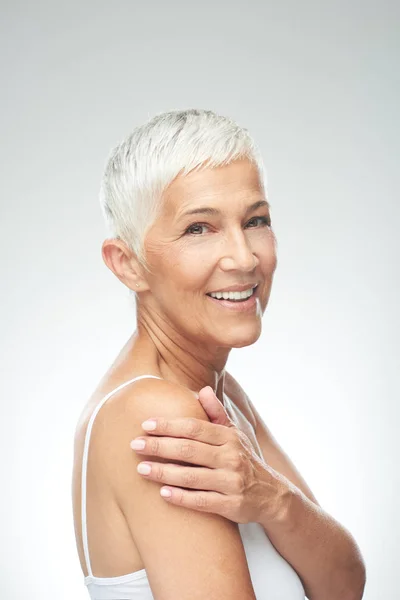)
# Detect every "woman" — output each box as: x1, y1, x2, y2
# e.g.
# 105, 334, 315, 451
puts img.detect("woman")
72, 109, 365, 600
